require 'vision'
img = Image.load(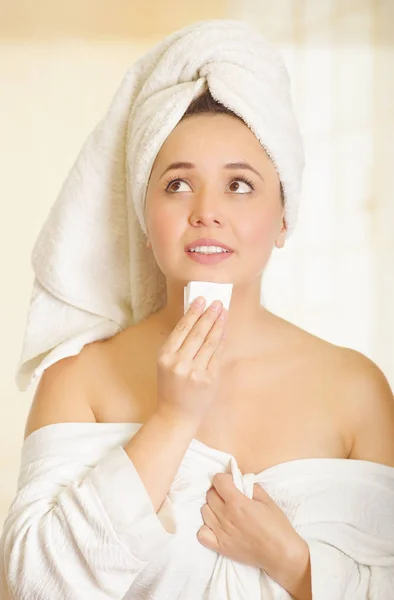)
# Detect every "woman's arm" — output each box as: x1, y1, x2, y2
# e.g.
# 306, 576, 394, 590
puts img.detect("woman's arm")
1, 354, 196, 600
